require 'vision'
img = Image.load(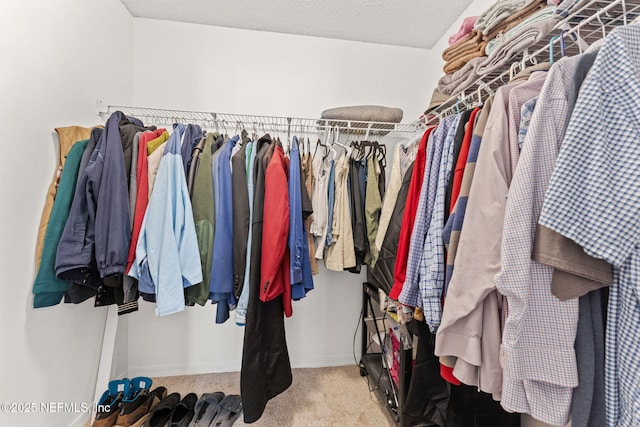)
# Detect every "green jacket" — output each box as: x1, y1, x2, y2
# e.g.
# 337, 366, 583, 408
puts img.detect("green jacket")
186, 133, 216, 306
33, 138, 89, 307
